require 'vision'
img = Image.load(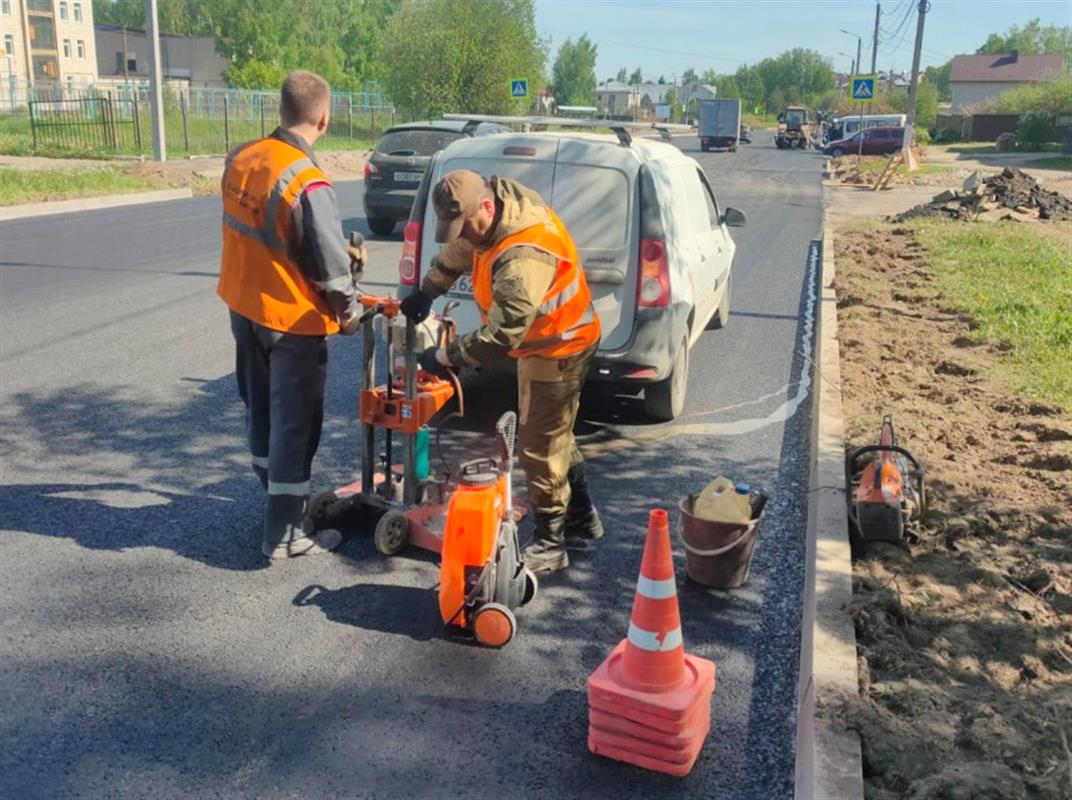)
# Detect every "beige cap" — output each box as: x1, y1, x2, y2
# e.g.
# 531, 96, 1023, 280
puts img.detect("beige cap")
433, 169, 487, 243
